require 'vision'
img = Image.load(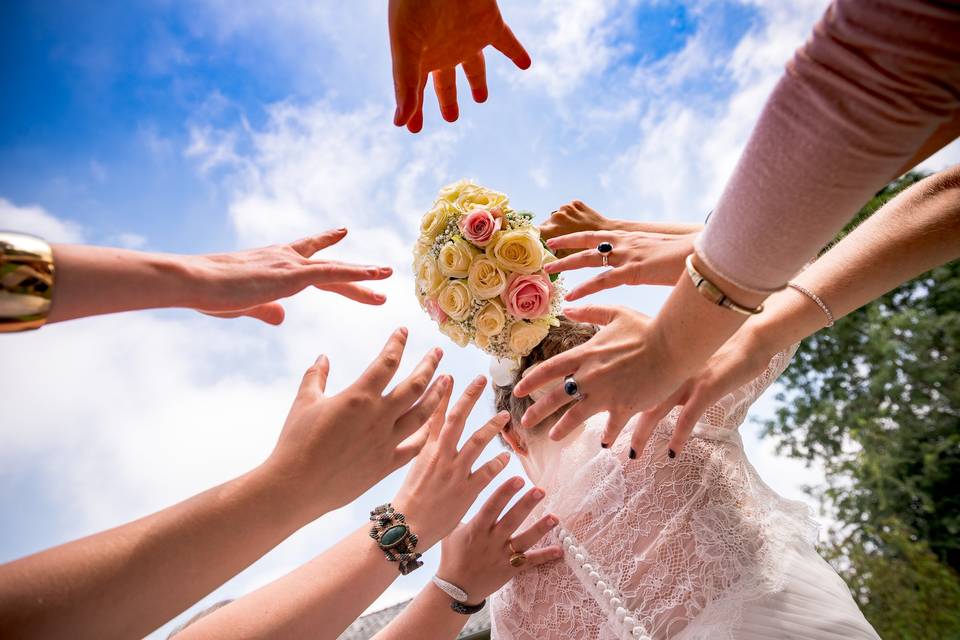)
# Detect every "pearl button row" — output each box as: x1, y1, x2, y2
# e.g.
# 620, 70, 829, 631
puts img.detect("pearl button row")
559, 528, 651, 640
